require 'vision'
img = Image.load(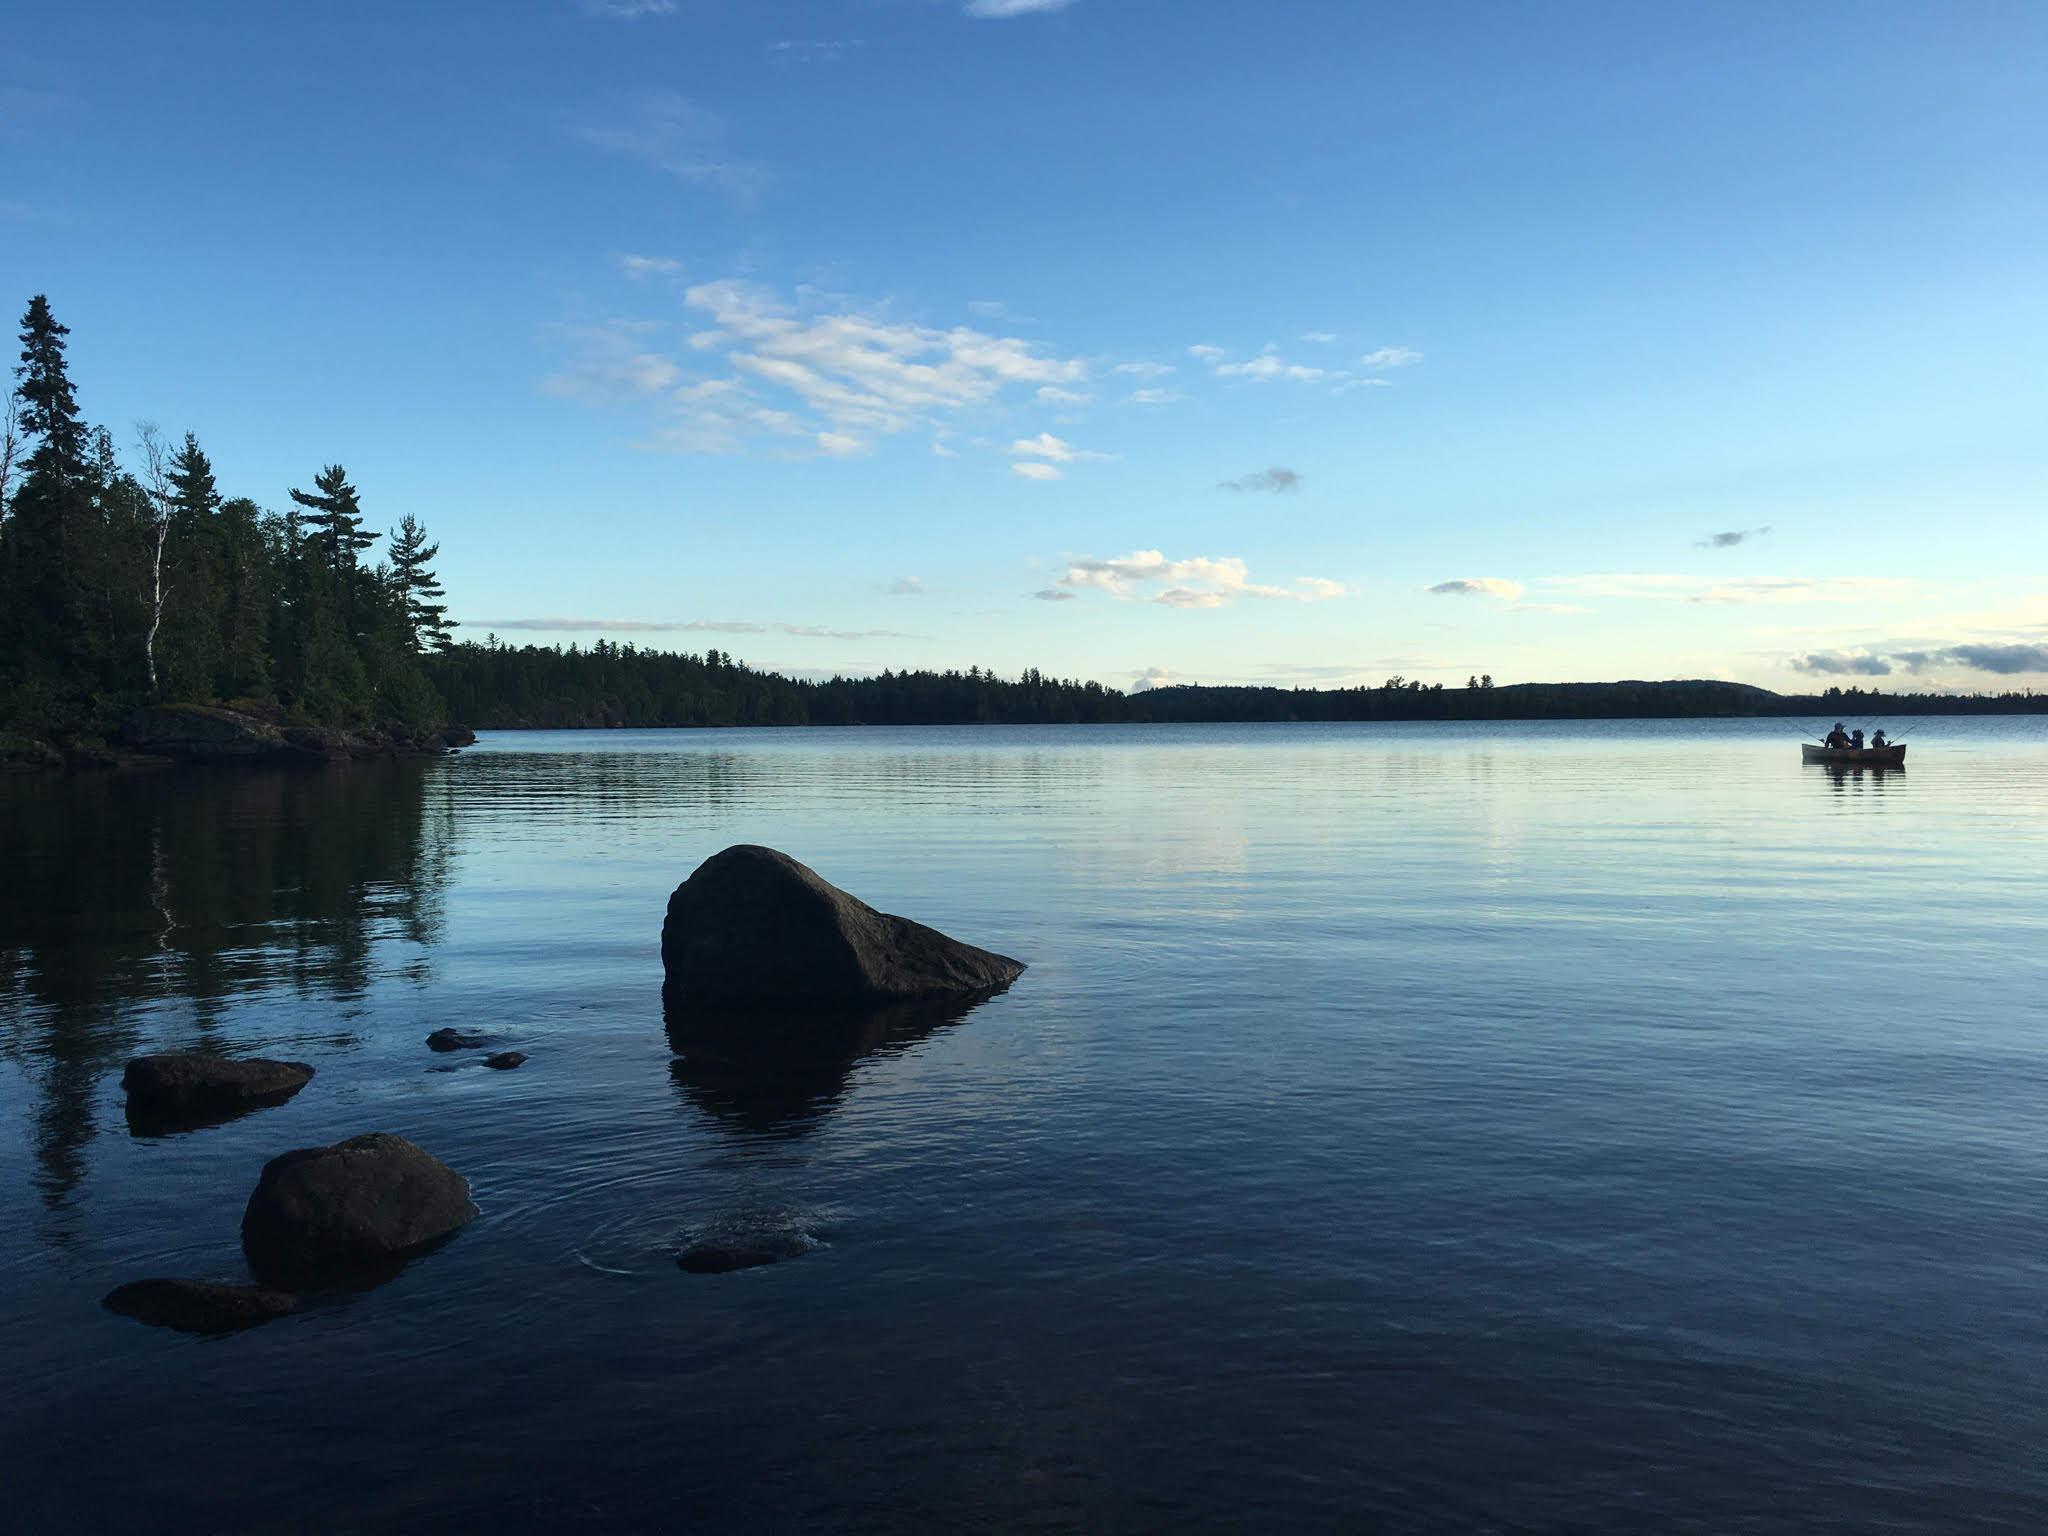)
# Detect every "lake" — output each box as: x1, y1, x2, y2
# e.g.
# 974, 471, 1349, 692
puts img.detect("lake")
4, 718, 2048, 1532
